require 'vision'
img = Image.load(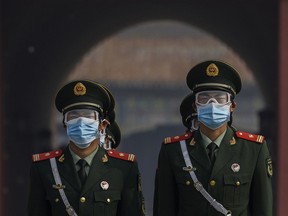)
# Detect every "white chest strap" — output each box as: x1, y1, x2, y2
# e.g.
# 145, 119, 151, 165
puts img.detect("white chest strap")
179, 140, 232, 216
50, 158, 78, 216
